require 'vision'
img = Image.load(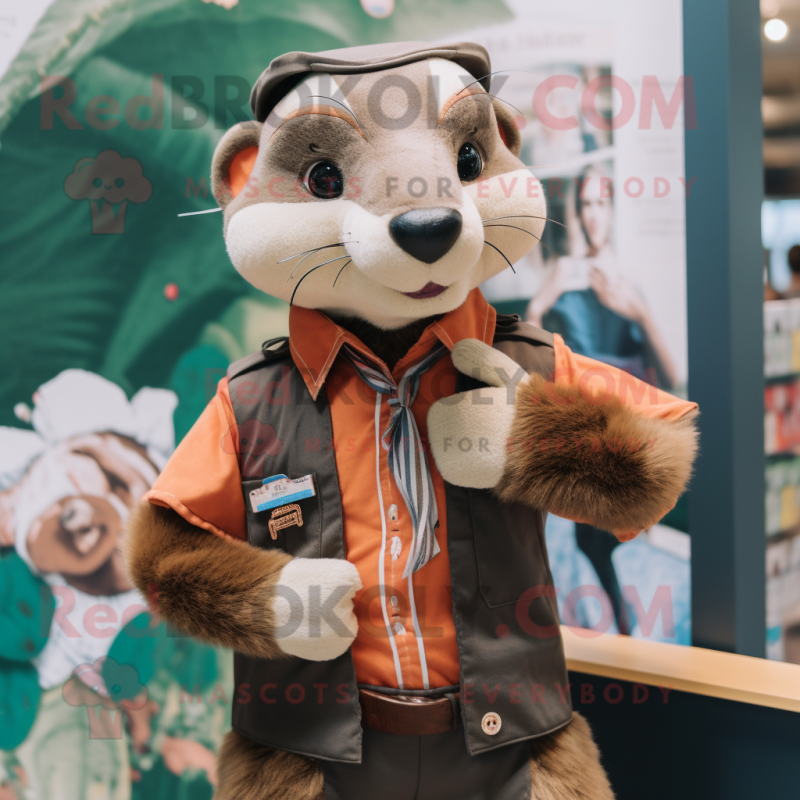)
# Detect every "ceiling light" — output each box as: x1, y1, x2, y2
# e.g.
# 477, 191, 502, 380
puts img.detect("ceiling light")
765, 18, 789, 41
